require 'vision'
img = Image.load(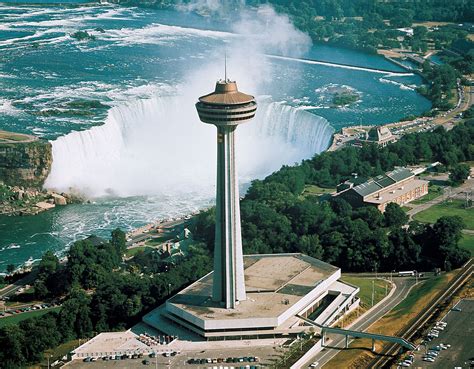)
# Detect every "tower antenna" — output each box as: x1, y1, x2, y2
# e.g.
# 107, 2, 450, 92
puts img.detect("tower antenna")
224, 51, 227, 81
